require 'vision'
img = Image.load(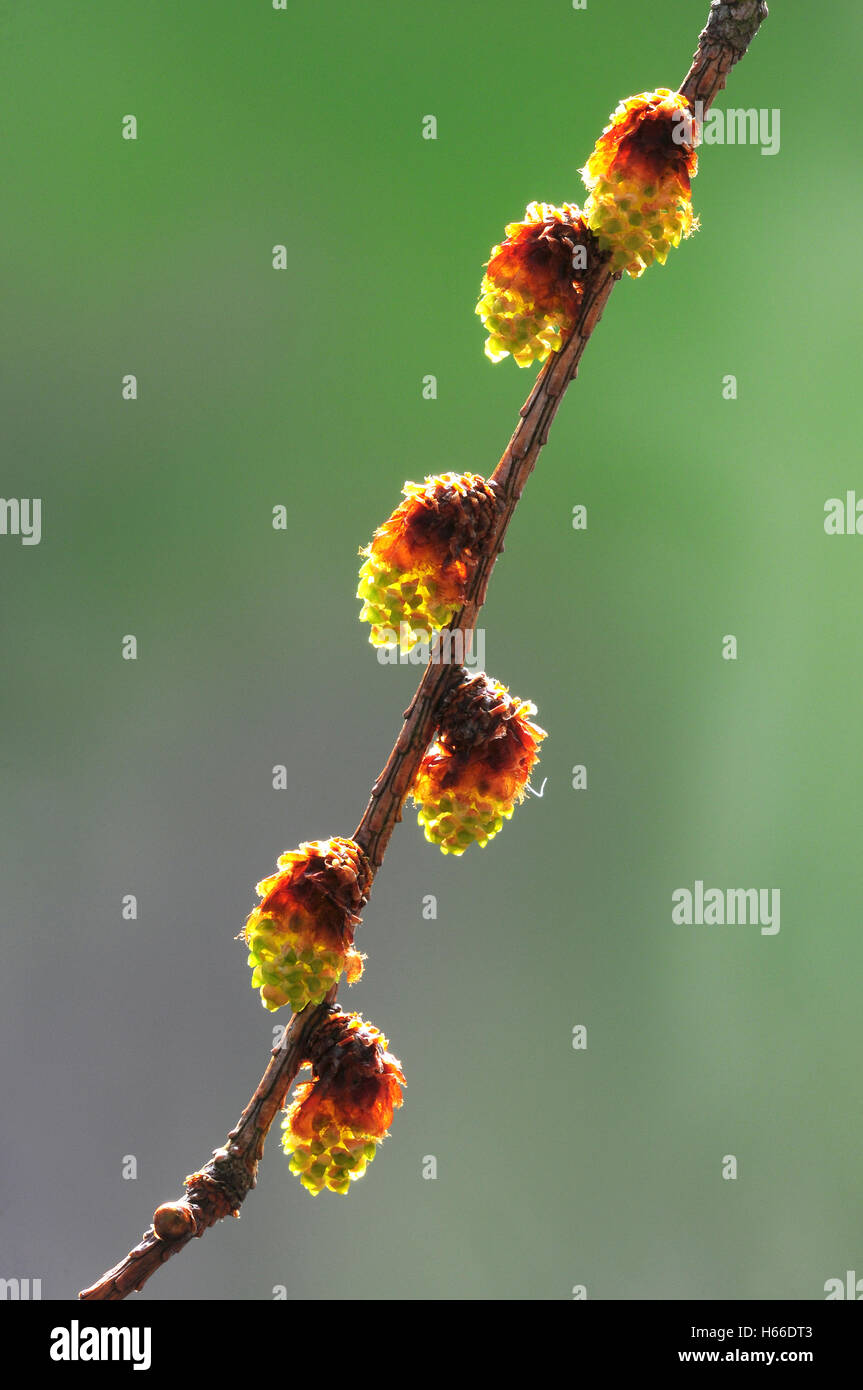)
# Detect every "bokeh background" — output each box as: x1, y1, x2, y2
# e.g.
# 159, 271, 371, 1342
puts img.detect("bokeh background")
2, 0, 861, 1301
